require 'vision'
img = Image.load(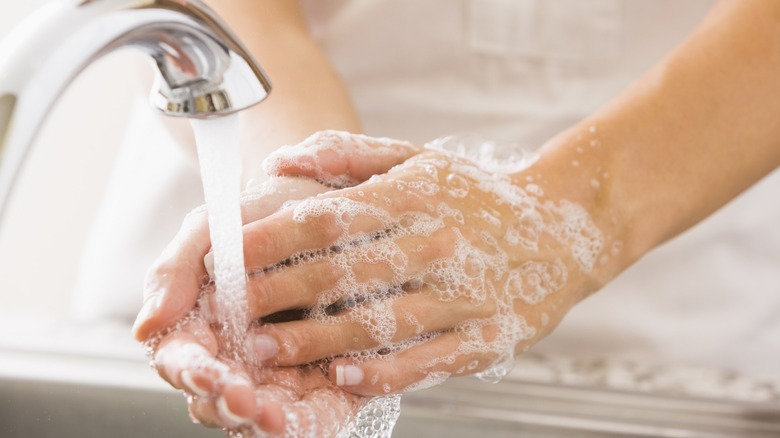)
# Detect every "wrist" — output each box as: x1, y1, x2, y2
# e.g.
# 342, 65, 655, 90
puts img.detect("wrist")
510, 122, 637, 290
